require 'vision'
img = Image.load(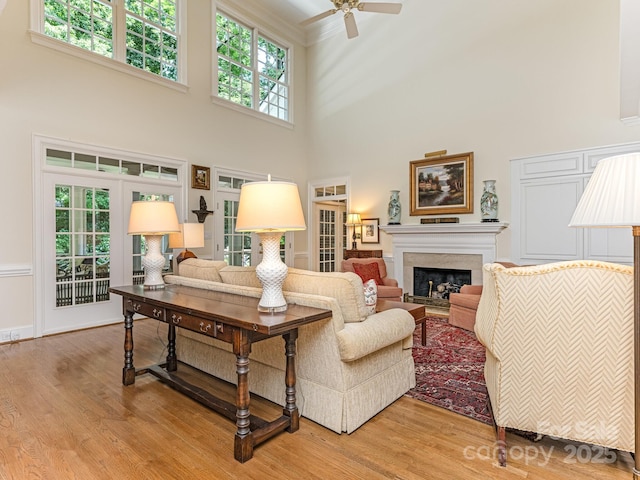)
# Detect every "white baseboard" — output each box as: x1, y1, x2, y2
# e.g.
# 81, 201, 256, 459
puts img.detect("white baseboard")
0, 325, 34, 344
